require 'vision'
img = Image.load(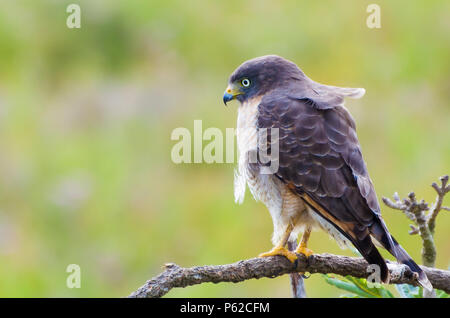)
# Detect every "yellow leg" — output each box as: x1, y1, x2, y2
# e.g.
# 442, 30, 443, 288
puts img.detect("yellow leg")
259, 223, 297, 263
295, 227, 314, 257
